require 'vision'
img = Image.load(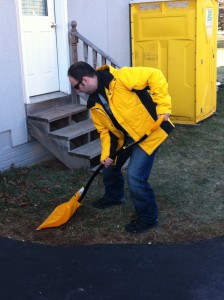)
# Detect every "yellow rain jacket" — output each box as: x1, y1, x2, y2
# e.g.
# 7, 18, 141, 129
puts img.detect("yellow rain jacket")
88, 65, 174, 162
